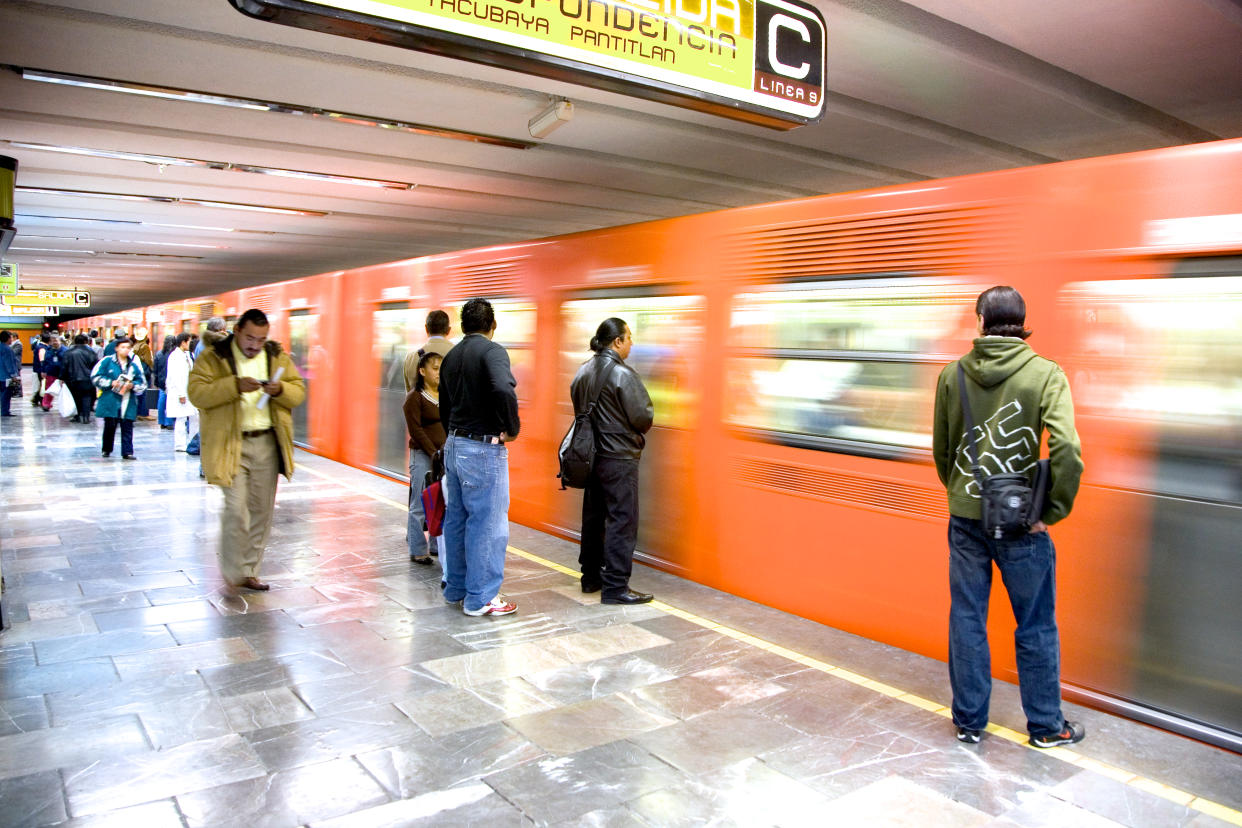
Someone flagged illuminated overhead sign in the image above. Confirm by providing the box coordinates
[230,0,825,129]
[2,304,57,316]
[4,288,90,307]
[0,262,16,296]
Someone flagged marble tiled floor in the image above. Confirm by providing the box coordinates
[2,379,1240,827]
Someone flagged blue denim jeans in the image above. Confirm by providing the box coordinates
[948,515,1064,738]
[441,434,509,612]
[407,448,433,557]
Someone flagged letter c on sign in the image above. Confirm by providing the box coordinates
[768,14,810,80]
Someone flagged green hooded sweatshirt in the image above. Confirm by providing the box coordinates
[933,337,1083,525]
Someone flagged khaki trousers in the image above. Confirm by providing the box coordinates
[219,432,279,585]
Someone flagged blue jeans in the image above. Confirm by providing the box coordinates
[407,448,433,557]
[948,515,1064,738]
[157,390,174,426]
[441,434,509,612]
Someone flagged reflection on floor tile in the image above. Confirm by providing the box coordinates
[2,406,1240,827]
[819,774,993,827]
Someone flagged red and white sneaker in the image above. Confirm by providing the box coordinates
[463,595,517,616]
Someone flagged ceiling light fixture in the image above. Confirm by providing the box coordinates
[528,99,574,138]
[17,66,535,150]
[16,214,141,226]
[9,246,96,254]
[5,141,413,190]
[15,187,328,217]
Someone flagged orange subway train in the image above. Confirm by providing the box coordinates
[86,137,1242,750]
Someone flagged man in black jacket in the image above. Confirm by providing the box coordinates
[439,298,521,617]
[571,318,655,604]
[61,334,99,423]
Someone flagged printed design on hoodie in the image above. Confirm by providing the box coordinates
[954,399,1039,497]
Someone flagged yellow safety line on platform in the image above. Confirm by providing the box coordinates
[295,461,1242,826]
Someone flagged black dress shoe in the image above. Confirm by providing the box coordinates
[410,555,433,565]
[580,580,602,594]
[601,590,653,605]
[236,577,270,591]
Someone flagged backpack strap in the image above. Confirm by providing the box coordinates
[584,357,614,417]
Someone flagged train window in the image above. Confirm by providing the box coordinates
[446,300,537,401]
[373,303,426,477]
[727,279,977,458]
[1061,272,1242,503]
[287,309,317,448]
[560,294,704,429]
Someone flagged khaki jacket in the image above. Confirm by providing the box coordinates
[188,334,306,487]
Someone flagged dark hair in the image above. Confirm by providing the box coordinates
[0,331,10,344]
[414,350,442,392]
[74,334,88,345]
[89,329,99,338]
[976,286,1031,339]
[40,332,51,343]
[115,336,134,348]
[175,332,192,348]
[590,318,628,352]
[459,298,494,335]
[236,308,269,330]
[161,334,176,352]
[426,310,450,336]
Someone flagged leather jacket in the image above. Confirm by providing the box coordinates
[571,349,654,460]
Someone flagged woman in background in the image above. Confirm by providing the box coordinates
[91,337,147,460]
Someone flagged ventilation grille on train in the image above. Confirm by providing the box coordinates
[450,257,524,298]
[245,290,276,315]
[196,302,216,321]
[731,457,947,521]
[728,206,1009,279]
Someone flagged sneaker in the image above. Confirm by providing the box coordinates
[956,726,981,744]
[1030,721,1086,748]
[463,595,517,616]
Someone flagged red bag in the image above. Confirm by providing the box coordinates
[420,480,445,537]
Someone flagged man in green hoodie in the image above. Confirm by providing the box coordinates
[933,286,1085,749]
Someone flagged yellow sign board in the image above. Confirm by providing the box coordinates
[5,288,90,307]
[231,0,824,128]
[4,305,57,316]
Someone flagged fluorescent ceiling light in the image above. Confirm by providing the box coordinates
[23,234,106,241]
[6,141,413,190]
[16,187,327,217]
[110,240,225,249]
[20,68,274,111]
[18,67,534,149]
[146,223,236,232]
[10,247,96,254]
[16,214,141,225]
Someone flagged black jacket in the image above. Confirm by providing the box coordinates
[154,348,172,389]
[439,333,520,439]
[61,344,99,384]
[571,349,654,460]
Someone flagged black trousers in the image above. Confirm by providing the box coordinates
[68,381,95,421]
[101,417,134,457]
[579,456,640,598]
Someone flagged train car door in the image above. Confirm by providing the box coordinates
[555,291,706,573]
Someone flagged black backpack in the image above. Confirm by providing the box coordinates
[557,362,613,490]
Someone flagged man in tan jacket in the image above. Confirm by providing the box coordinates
[189,309,306,591]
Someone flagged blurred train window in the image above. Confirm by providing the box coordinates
[288,309,316,448]
[1062,267,1242,503]
[446,300,537,401]
[373,302,425,477]
[560,294,704,429]
[727,279,977,458]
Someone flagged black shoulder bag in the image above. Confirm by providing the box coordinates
[557,361,613,490]
[957,363,1050,540]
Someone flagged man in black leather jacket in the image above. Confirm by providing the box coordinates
[570,317,655,604]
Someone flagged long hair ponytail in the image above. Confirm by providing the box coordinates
[589,317,627,352]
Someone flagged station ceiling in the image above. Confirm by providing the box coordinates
[3,0,1241,316]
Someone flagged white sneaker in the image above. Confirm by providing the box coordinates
[463,595,517,616]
